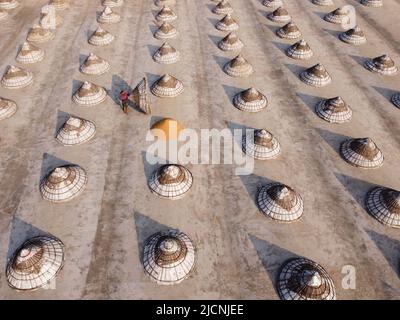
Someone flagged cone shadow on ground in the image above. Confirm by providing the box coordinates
[141,150,168,181]
[249,234,300,296]
[333,172,377,210]
[315,128,352,158]
[145,72,161,88]
[133,211,172,263]
[207,17,219,28]
[296,92,324,114]
[322,28,341,40]
[71,79,83,98]
[239,174,277,209]
[40,153,73,181]
[365,228,400,278]
[349,54,367,68]
[313,11,326,20]
[208,34,221,47]
[7,217,50,260]
[271,41,288,55]
[147,44,160,57]
[284,63,303,80]
[212,54,230,72]
[222,84,243,103]
[54,110,71,136]
[148,24,158,36]
[372,86,398,104]
[79,53,87,66]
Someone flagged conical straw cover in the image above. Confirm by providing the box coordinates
[257,182,303,221]
[132,77,151,114]
[80,52,110,75]
[216,14,239,31]
[1,65,34,89]
[0,97,17,120]
[143,229,195,284]
[89,26,115,46]
[340,137,384,168]
[151,74,184,98]
[40,165,88,202]
[72,81,107,106]
[6,236,65,291]
[153,42,180,64]
[56,116,96,146]
[224,54,254,77]
[278,258,336,300]
[276,22,301,39]
[366,187,400,228]
[148,164,193,199]
[16,41,45,64]
[233,88,268,112]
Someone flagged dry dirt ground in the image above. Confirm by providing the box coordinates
[0,0,399,299]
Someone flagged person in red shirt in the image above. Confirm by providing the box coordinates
[119,90,130,114]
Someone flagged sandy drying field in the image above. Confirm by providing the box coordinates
[0,0,399,299]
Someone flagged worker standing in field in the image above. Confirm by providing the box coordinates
[119,90,130,114]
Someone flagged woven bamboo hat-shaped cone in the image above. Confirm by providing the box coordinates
[286,39,313,60]
[224,54,254,78]
[366,187,400,228]
[300,64,332,87]
[6,236,65,291]
[155,0,176,7]
[340,137,384,168]
[143,229,196,285]
[56,116,96,146]
[278,258,336,300]
[257,183,303,221]
[0,0,19,9]
[153,42,180,64]
[156,6,177,23]
[276,21,301,39]
[324,7,348,24]
[212,0,234,15]
[218,32,244,51]
[315,96,352,123]
[150,118,183,140]
[361,0,383,7]
[0,8,8,20]
[148,164,193,200]
[49,0,69,10]
[151,74,184,98]
[312,0,334,6]
[102,0,124,7]
[88,26,115,46]
[40,165,88,202]
[216,14,239,31]
[154,22,178,39]
[243,129,280,160]
[267,7,291,23]
[0,97,17,120]
[16,42,45,64]
[263,0,283,8]
[132,77,152,114]
[233,87,268,112]
[72,81,107,106]
[98,6,121,24]
[27,24,55,43]
[80,53,110,75]
[391,92,400,108]
[1,65,33,89]
[339,26,367,45]
[364,54,398,76]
